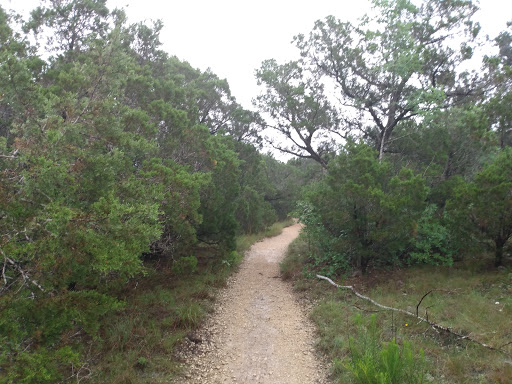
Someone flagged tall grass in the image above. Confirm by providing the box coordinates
[345,314,425,384]
[282,234,512,384]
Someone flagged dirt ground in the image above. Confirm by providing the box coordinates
[175,223,330,384]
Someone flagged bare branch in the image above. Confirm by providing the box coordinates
[1,250,45,293]
[416,290,433,317]
[0,149,19,159]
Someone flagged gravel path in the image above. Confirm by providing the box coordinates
[175,223,330,384]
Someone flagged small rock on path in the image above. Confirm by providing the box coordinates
[175,223,330,384]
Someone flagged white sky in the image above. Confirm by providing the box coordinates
[6,0,511,111]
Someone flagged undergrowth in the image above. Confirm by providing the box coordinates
[282,234,512,384]
[79,220,294,383]
[343,314,425,384]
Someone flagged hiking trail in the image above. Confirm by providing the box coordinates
[176,223,330,383]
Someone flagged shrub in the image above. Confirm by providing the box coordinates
[299,142,428,274]
[409,204,455,266]
[172,256,198,275]
[447,148,512,267]
[347,314,425,384]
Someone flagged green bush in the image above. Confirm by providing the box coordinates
[347,315,425,384]
[299,142,428,274]
[447,148,512,267]
[172,256,198,275]
[410,204,455,266]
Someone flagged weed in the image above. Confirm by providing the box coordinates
[347,315,425,384]
[136,357,148,369]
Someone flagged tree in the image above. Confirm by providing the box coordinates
[485,22,512,149]
[254,59,342,168]
[0,7,46,142]
[263,155,324,220]
[24,0,111,59]
[384,105,491,194]
[1,3,275,380]
[295,0,480,160]
[447,148,512,267]
[301,142,428,274]
[234,142,276,234]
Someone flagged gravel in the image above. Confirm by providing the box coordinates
[174,224,331,384]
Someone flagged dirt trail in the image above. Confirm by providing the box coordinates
[176,223,330,384]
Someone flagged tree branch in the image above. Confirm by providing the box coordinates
[0,149,19,159]
[1,250,45,293]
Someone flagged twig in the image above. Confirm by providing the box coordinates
[1,250,45,293]
[352,304,381,313]
[498,340,512,349]
[2,256,7,286]
[422,154,436,177]
[316,274,511,356]
[416,290,433,317]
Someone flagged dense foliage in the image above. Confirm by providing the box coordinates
[301,142,428,274]
[1,0,511,381]
[255,0,512,276]
[0,1,306,381]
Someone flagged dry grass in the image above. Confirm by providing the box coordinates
[282,235,512,383]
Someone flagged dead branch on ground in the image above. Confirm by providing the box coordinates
[316,274,511,357]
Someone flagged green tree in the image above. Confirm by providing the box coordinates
[485,22,512,149]
[384,105,492,197]
[263,155,324,220]
[197,136,240,251]
[295,0,480,160]
[234,142,276,233]
[254,59,341,168]
[301,142,428,273]
[24,0,111,58]
[447,148,512,267]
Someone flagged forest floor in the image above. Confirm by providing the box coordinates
[175,223,331,384]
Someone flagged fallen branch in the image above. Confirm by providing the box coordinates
[0,149,19,159]
[316,274,510,357]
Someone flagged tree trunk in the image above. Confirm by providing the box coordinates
[495,237,506,267]
[378,130,386,162]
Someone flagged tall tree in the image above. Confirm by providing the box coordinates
[254,59,342,168]
[24,0,111,59]
[295,0,480,160]
[485,22,512,148]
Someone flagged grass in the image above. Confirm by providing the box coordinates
[79,219,294,383]
[282,235,512,384]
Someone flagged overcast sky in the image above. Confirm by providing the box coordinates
[5,0,512,110]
